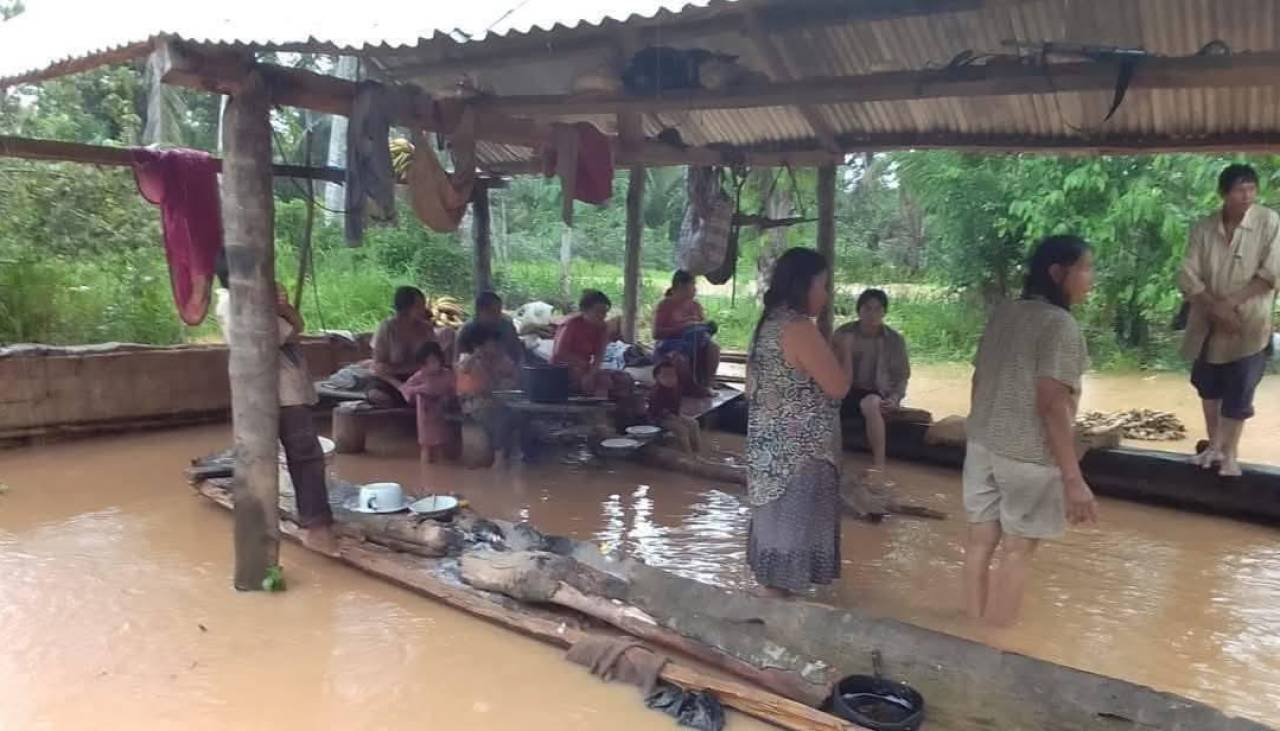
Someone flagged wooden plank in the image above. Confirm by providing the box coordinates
[220,69,282,591]
[473,51,1280,117]
[0,135,346,182]
[621,165,645,343]
[816,164,837,337]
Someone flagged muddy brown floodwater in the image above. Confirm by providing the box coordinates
[2,365,1278,728]
[0,427,770,731]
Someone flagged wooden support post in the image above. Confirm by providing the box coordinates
[221,70,281,591]
[816,164,837,338]
[622,166,645,343]
[472,182,493,297]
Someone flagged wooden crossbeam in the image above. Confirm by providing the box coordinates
[471,51,1280,118]
[153,39,842,168]
[0,134,346,182]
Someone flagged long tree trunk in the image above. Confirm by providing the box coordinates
[756,181,792,295]
[221,70,281,591]
[323,55,359,222]
[816,164,836,337]
[559,224,574,305]
[622,166,645,343]
[472,182,493,297]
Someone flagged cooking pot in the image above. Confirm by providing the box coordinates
[523,365,570,403]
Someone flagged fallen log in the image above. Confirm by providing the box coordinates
[643,445,946,521]
[459,550,828,706]
[193,481,859,731]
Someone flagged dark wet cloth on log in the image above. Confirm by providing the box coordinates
[130,148,223,325]
[747,458,841,592]
[280,404,332,527]
[565,635,667,694]
[345,82,396,246]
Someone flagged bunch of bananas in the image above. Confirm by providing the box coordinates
[428,295,468,329]
[390,137,415,178]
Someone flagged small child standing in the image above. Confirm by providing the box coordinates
[457,324,534,465]
[399,341,457,463]
[648,360,702,453]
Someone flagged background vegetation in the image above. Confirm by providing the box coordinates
[4,13,1279,370]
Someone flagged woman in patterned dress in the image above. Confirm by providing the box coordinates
[745,248,853,597]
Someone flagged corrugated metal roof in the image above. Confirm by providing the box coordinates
[7,0,1280,162]
[0,0,722,88]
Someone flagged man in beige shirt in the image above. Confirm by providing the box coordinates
[1178,164,1280,478]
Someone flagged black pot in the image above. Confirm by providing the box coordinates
[523,365,570,404]
[829,674,925,731]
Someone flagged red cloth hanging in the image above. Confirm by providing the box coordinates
[131,148,224,326]
[542,122,614,225]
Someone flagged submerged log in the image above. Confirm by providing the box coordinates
[642,446,946,521]
[193,481,857,731]
[460,549,829,706]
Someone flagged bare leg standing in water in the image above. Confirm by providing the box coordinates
[963,522,1001,620]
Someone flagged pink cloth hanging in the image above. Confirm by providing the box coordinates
[542,122,614,226]
[131,148,223,326]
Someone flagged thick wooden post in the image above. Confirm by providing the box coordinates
[622,166,645,343]
[472,182,493,296]
[816,163,837,337]
[221,70,281,591]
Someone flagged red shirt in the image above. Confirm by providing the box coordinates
[653,296,704,339]
[552,315,607,369]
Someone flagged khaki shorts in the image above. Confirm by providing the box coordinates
[963,440,1065,539]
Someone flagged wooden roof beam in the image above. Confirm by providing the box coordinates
[471,51,1280,117]
[152,40,842,168]
[0,134,346,182]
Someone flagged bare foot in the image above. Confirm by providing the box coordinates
[751,585,791,599]
[298,525,340,557]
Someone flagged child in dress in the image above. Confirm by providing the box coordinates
[399,341,457,463]
[648,360,702,454]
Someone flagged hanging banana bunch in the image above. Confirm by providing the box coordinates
[428,295,468,329]
[390,137,415,179]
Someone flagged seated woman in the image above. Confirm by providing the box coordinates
[399,342,457,464]
[653,271,720,391]
[457,323,534,465]
[552,289,635,400]
[370,286,445,406]
[831,288,911,485]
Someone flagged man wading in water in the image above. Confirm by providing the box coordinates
[1179,164,1280,478]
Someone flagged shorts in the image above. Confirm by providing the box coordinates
[1191,349,1268,420]
[962,440,1065,540]
[840,388,883,420]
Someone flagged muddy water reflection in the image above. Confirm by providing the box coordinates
[343,401,1280,725]
[0,427,768,731]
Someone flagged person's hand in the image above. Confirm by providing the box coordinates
[1063,474,1099,525]
[880,397,899,411]
[1210,299,1242,333]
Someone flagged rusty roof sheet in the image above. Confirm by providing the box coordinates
[0,0,723,88]
[6,0,1280,160]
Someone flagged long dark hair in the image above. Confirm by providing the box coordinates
[750,247,828,348]
[1022,235,1090,310]
[666,270,695,297]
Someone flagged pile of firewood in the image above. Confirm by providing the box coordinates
[1076,409,1187,441]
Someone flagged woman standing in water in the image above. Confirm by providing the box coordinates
[745,248,852,597]
[963,235,1099,626]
